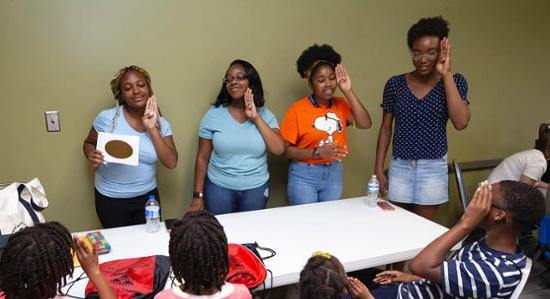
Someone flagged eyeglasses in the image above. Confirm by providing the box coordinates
[491,203,506,211]
[223,74,247,84]
[410,50,438,60]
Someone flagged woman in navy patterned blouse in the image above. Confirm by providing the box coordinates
[374,16,470,220]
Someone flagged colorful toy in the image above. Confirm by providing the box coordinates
[86,231,111,255]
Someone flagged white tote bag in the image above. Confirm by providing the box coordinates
[0,178,48,235]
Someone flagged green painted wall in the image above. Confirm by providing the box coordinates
[1,0,549,231]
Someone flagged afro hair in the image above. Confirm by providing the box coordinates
[407,16,449,48]
[296,44,341,79]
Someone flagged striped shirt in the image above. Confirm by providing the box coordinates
[398,239,526,299]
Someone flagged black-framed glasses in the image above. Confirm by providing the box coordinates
[491,203,506,211]
[223,74,247,84]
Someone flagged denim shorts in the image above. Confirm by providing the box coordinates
[287,160,343,205]
[387,155,448,205]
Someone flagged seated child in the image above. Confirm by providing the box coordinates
[299,251,373,299]
[363,180,545,299]
[0,221,115,299]
[488,123,550,191]
[155,210,251,299]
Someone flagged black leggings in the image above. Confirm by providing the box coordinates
[94,188,160,228]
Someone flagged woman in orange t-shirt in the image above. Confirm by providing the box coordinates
[280,44,372,205]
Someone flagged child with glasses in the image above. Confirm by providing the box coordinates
[374,16,470,220]
[361,180,545,299]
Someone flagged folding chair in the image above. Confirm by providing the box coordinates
[510,257,532,299]
[452,160,468,210]
[532,187,550,262]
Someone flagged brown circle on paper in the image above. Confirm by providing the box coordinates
[105,140,133,159]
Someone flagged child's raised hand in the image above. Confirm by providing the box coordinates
[74,237,100,275]
[347,277,374,299]
[373,270,421,284]
[460,180,493,230]
[74,237,116,299]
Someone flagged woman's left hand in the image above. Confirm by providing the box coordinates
[436,37,452,76]
[336,64,352,92]
[244,88,259,122]
[142,95,159,130]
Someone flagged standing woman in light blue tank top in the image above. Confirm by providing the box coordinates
[189,59,284,215]
[83,66,178,228]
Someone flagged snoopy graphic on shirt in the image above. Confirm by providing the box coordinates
[312,112,343,146]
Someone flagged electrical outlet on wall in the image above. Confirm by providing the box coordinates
[44,111,60,132]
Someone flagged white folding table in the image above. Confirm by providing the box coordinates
[63,197,451,296]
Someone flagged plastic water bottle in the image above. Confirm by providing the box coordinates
[145,195,160,233]
[366,175,379,207]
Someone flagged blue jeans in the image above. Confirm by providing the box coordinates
[287,161,343,205]
[204,177,269,215]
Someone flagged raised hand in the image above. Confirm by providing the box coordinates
[373,270,421,284]
[244,88,259,121]
[318,142,348,161]
[142,95,159,130]
[460,180,493,230]
[74,237,99,274]
[335,64,352,92]
[436,37,452,76]
[87,149,105,168]
[74,237,116,299]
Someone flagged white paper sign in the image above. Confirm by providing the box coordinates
[97,132,139,166]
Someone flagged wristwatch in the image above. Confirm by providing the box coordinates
[192,191,204,198]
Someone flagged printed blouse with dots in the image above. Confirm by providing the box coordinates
[381,73,469,160]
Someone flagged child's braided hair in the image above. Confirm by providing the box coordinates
[0,222,74,299]
[169,210,229,294]
[299,252,349,299]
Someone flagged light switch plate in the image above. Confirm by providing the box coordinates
[44,111,60,132]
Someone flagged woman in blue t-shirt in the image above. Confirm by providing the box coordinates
[189,59,284,215]
[374,17,470,220]
[83,65,178,228]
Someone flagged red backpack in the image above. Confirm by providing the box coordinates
[84,255,170,299]
[226,243,275,290]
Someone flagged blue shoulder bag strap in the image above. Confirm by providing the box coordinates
[17,184,40,223]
